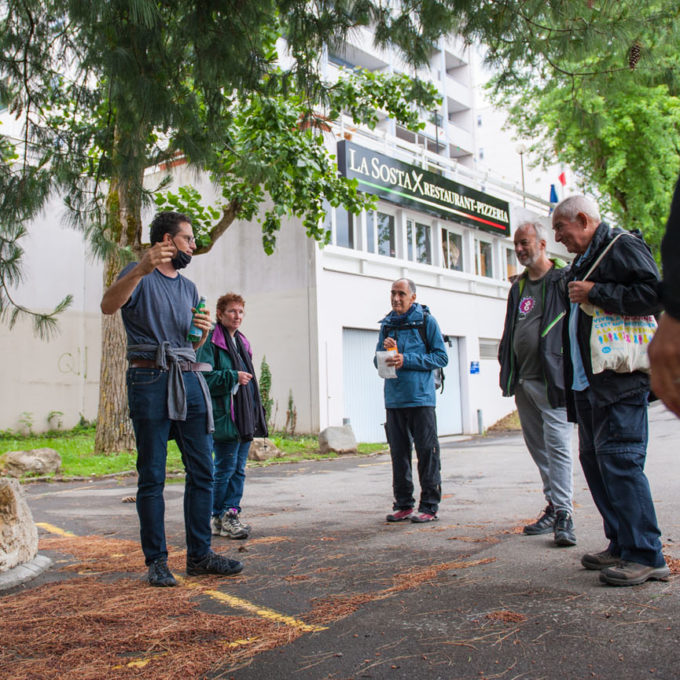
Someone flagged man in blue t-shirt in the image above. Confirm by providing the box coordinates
[101,211,243,586]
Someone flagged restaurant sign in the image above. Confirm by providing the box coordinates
[337,140,510,235]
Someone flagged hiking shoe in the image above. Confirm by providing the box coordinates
[229,508,251,532]
[386,508,414,522]
[581,549,620,571]
[210,515,222,536]
[147,559,177,587]
[186,550,244,577]
[523,504,555,535]
[411,512,439,523]
[554,510,576,547]
[221,509,249,539]
[599,560,670,587]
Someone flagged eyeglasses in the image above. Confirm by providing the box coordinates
[179,235,196,245]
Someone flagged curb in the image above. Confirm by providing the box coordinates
[0,554,53,592]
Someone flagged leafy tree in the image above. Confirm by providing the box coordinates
[0,0,442,452]
[481,1,680,251]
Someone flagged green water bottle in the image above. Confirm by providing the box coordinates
[187,296,207,342]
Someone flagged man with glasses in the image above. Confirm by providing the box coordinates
[101,211,243,586]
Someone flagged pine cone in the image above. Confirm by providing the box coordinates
[629,41,642,70]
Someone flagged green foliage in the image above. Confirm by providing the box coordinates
[483,0,680,253]
[154,187,221,250]
[0,1,444,297]
[47,411,64,430]
[18,412,34,436]
[151,71,438,255]
[259,356,274,427]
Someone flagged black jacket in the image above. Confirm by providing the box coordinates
[661,175,680,320]
[498,259,568,409]
[563,222,662,421]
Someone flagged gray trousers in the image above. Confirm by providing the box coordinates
[515,378,574,514]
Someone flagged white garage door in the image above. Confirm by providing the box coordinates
[342,328,386,443]
[342,328,463,442]
[435,336,463,435]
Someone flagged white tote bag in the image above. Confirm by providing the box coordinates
[579,233,657,375]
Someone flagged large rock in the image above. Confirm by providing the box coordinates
[319,425,358,454]
[0,448,61,477]
[248,438,282,462]
[0,477,39,572]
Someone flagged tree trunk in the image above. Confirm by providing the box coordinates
[93,158,144,454]
[94,277,135,453]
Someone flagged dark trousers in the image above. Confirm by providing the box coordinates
[385,406,441,515]
[574,389,664,567]
[127,368,214,565]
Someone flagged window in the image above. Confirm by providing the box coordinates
[475,238,493,278]
[407,219,432,264]
[366,212,376,253]
[441,229,463,271]
[506,247,519,280]
[477,114,483,127]
[335,209,354,249]
[377,212,396,258]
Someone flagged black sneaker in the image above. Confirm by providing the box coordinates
[523,504,555,535]
[554,510,576,546]
[147,559,178,587]
[186,550,244,577]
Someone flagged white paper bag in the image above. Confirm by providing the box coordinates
[376,351,397,379]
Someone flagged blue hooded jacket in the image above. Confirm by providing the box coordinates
[375,302,449,408]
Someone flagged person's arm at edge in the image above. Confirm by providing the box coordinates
[649,176,680,417]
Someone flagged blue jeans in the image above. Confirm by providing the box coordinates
[385,406,441,515]
[574,389,664,567]
[127,368,213,565]
[212,439,251,516]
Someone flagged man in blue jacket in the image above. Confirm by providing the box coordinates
[499,221,575,546]
[375,278,448,523]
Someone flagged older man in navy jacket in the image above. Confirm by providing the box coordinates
[553,196,668,587]
[375,278,448,524]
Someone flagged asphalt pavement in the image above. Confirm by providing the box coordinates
[7,401,680,680]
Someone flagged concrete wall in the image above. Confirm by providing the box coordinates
[0,196,102,431]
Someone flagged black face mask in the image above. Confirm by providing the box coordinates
[170,239,192,270]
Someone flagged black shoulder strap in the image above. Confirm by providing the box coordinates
[417,311,430,352]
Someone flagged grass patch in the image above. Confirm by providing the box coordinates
[487,410,522,432]
[0,426,386,479]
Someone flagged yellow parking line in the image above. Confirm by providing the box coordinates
[184,581,326,632]
[37,523,325,634]
[36,522,75,537]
